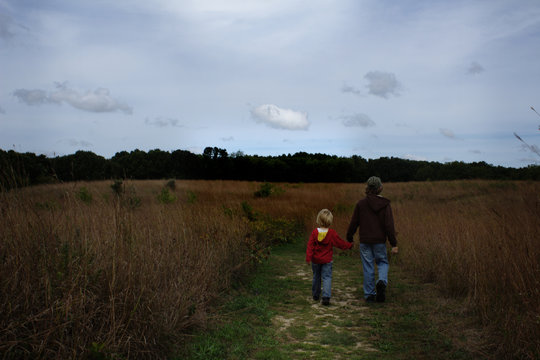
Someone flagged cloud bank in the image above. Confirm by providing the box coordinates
[343,72,402,99]
[364,71,401,98]
[341,83,362,96]
[340,113,375,128]
[251,104,309,130]
[13,83,132,114]
[145,117,182,127]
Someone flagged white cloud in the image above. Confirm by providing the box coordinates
[49,83,132,114]
[13,83,132,114]
[0,106,6,114]
[439,128,455,139]
[251,104,309,130]
[467,61,485,75]
[364,71,401,99]
[340,113,375,128]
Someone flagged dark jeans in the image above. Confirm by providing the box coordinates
[312,262,333,299]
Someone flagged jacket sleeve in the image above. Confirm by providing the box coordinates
[346,203,360,242]
[306,230,316,262]
[384,204,397,247]
[332,230,354,250]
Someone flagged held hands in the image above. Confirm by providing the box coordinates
[391,246,399,254]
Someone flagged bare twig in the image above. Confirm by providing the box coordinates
[514,106,540,158]
[531,106,540,118]
[531,106,540,130]
[514,132,540,157]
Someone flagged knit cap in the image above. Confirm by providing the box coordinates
[367,176,382,190]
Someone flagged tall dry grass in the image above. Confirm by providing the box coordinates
[390,180,539,359]
[1,179,538,359]
[0,180,256,358]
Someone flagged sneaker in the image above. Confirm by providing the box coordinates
[365,294,376,303]
[376,280,386,303]
[322,297,330,306]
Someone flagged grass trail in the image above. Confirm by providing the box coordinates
[182,240,486,360]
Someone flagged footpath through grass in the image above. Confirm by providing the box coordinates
[179,240,485,360]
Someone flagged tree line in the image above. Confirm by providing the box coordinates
[1,146,539,188]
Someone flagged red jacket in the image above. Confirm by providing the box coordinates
[306,228,353,264]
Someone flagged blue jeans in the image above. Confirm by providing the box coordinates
[312,262,333,299]
[359,243,389,299]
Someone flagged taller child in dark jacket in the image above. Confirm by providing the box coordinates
[347,176,398,303]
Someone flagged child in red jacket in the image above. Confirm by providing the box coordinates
[306,209,353,305]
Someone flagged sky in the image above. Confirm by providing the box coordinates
[1,0,540,168]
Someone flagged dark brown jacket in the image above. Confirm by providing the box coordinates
[346,194,397,247]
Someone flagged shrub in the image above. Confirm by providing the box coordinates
[241,201,256,221]
[222,205,233,218]
[110,179,124,196]
[186,190,197,204]
[254,182,284,198]
[126,196,142,209]
[124,184,142,209]
[157,187,176,204]
[77,186,92,204]
[165,179,176,191]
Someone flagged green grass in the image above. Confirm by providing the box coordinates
[179,240,482,359]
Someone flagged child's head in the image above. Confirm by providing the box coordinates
[365,176,383,195]
[316,209,333,228]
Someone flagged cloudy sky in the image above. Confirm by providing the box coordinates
[1,0,540,168]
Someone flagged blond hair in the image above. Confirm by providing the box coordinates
[316,209,333,228]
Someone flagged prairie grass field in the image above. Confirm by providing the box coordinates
[0,179,538,359]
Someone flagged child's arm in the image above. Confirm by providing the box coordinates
[331,230,354,250]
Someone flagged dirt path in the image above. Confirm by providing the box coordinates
[275,259,377,355]
[258,242,483,360]
[183,241,485,359]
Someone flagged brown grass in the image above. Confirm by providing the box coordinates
[391,180,540,359]
[0,180,253,358]
[0,179,538,359]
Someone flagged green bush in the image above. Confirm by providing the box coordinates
[77,186,92,204]
[126,196,142,209]
[241,201,256,221]
[186,190,197,204]
[222,205,233,218]
[251,216,303,245]
[254,182,286,198]
[157,187,176,204]
[165,179,176,191]
[110,179,124,196]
